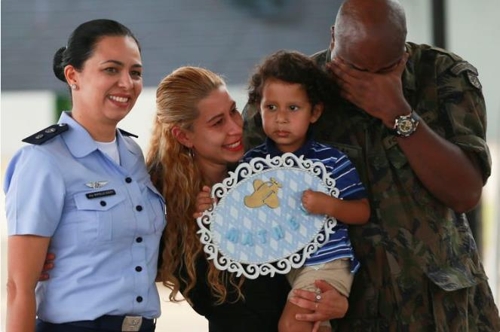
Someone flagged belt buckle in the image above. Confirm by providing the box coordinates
[122,316,143,332]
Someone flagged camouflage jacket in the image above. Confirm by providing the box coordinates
[243,42,491,297]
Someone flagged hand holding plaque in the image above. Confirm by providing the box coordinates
[196,153,339,279]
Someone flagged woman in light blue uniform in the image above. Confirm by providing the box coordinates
[4,19,166,332]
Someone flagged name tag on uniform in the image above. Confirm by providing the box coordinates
[86,190,116,199]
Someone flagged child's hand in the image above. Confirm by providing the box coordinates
[193,185,216,218]
[301,189,329,215]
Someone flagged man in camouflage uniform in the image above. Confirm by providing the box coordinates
[243,0,500,330]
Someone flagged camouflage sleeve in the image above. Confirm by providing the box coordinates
[435,57,492,183]
[242,103,266,151]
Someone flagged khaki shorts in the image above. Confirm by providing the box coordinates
[286,258,353,299]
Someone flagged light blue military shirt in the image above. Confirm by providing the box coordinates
[4,111,166,323]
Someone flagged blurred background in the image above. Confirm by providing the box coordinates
[1,0,499,331]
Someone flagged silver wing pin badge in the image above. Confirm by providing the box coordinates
[85,181,109,189]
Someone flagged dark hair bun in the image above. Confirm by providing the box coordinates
[52,46,67,82]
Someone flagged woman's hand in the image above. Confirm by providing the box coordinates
[193,185,215,218]
[288,279,348,326]
[39,252,55,281]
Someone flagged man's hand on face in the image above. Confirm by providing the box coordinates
[328,52,411,128]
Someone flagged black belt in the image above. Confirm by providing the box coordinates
[68,315,155,331]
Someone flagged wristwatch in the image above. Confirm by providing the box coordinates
[393,112,420,137]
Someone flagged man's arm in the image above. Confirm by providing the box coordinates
[395,118,483,213]
[329,55,487,213]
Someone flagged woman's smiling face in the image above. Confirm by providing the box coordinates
[68,35,143,128]
[186,86,244,167]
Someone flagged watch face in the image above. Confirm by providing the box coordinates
[395,113,419,137]
[399,119,413,134]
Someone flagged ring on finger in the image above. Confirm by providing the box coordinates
[315,294,322,302]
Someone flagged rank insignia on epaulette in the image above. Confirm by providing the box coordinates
[22,123,69,145]
[450,61,482,90]
[450,61,478,76]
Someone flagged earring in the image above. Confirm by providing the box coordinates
[70,84,77,90]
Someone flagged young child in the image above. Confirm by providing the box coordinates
[244,50,370,332]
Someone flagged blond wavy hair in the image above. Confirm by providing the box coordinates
[146,66,243,305]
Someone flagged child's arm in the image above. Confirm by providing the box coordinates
[301,189,370,225]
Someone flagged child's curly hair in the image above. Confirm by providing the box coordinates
[247,50,338,110]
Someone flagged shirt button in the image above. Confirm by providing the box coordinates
[136,205,143,212]
[136,237,143,243]
[125,177,132,183]
[136,296,143,303]
[100,201,106,207]
[135,266,143,272]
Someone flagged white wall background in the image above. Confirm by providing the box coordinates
[1,1,499,330]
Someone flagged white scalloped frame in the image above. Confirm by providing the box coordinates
[196,152,339,279]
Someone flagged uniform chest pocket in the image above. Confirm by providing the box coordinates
[74,190,128,242]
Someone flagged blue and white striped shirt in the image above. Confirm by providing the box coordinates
[242,137,366,273]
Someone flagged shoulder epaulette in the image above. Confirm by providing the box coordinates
[118,128,138,138]
[22,123,69,145]
[429,45,463,62]
[449,61,482,89]
[449,61,478,76]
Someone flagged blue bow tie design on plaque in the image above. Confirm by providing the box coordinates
[197,152,339,279]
